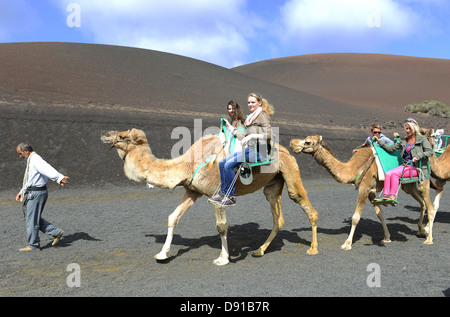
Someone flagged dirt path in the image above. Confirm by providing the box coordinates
[0,179,449,297]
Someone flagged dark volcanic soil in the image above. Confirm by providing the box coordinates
[1,180,449,297]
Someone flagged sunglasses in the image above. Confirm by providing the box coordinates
[372,131,381,134]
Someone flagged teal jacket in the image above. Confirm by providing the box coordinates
[378,134,433,180]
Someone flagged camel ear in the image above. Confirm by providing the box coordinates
[318,135,322,143]
[130,129,147,144]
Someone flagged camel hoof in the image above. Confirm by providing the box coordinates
[417,232,427,238]
[306,247,318,255]
[424,240,433,245]
[253,249,264,257]
[341,242,352,251]
[381,239,392,244]
[154,252,168,261]
[213,257,229,266]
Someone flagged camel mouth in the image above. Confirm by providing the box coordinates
[101,135,112,144]
[100,131,116,144]
[289,139,304,153]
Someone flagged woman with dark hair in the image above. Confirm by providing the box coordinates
[226,100,246,128]
[223,101,246,154]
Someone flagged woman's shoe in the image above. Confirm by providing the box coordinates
[372,196,388,203]
[220,196,236,207]
[208,193,224,204]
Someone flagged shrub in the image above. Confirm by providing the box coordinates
[405,100,449,118]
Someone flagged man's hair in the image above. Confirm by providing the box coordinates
[370,124,382,131]
[17,142,34,152]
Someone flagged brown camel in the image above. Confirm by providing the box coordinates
[289,135,436,250]
[422,129,450,212]
[101,128,319,265]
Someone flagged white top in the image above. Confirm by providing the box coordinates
[22,153,64,190]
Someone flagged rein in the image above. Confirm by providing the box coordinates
[312,144,323,158]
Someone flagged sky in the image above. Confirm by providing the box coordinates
[1,0,450,68]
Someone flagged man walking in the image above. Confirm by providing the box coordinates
[15,142,69,251]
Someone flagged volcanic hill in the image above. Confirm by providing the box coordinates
[1,43,448,190]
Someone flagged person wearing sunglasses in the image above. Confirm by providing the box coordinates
[352,123,393,153]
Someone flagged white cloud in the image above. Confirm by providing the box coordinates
[49,0,447,65]
[54,0,253,67]
[278,0,421,52]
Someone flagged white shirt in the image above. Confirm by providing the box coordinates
[22,153,64,190]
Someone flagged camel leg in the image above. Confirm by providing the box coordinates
[368,191,391,244]
[282,163,319,255]
[424,206,436,245]
[408,182,435,245]
[426,179,445,234]
[418,182,436,245]
[342,186,370,250]
[412,192,427,237]
[432,179,446,211]
[155,189,202,261]
[213,205,229,266]
[254,178,285,257]
[406,184,428,237]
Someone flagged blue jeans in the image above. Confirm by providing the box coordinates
[219,147,261,196]
[25,189,62,249]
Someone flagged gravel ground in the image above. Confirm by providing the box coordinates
[0,178,449,298]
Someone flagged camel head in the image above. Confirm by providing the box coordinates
[289,135,323,154]
[101,128,148,160]
[420,128,436,149]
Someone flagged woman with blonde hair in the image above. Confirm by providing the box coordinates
[373,118,433,204]
[209,93,274,207]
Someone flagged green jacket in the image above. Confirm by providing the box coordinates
[378,134,433,180]
[234,112,272,142]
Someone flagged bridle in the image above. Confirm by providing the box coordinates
[302,139,323,156]
[110,132,132,160]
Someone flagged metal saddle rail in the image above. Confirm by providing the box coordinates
[372,142,429,184]
[399,159,430,184]
[434,134,449,157]
[243,133,277,167]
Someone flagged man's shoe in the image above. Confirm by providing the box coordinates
[19,246,40,252]
[52,231,64,246]
[220,196,236,207]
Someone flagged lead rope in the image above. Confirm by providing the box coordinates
[212,164,242,206]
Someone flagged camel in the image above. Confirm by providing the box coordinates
[422,129,450,212]
[289,135,436,250]
[101,128,319,265]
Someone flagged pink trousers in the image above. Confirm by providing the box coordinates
[384,165,418,196]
